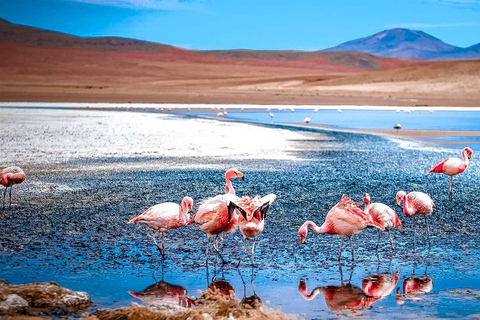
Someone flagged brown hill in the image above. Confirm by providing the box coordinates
[1,19,478,106]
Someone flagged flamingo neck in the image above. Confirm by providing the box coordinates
[363,198,371,215]
[462,149,470,166]
[225,175,235,195]
[301,221,327,236]
[403,195,415,216]
[180,201,190,222]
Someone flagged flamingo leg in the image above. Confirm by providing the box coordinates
[9,186,12,209]
[388,229,395,250]
[212,235,227,264]
[205,235,211,259]
[412,216,417,251]
[425,216,431,244]
[376,230,381,251]
[449,175,453,201]
[349,237,355,262]
[161,232,166,257]
[251,237,257,266]
[150,232,164,258]
[2,187,7,210]
[243,237,247,253]
[338,237,344,261]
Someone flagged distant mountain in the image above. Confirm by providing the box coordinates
[0,18,175,52]
[324,28,480,60]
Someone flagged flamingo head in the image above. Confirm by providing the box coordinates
[363,193,371,206]
[463,147,474,159]
[396,191,406,206]
[182,196,194,213]
[225,168,245,181]
[298,225,308,244]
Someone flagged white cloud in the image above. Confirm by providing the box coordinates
[66,0,196,10]
[387,22,479,28]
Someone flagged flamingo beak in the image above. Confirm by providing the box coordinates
[468,153,472,159]
[299,235,306,244]
[188,205,193,213]
[237,171,245,180]
[396,199,401,206]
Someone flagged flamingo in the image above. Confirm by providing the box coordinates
[187,168,245,263]
[427,146,473,201]
[298,195,384,261]
[1,166,26,210]
[232,193,276,265]
[363,193,402,250]
[396,191,434,241]
[127,196,193,257]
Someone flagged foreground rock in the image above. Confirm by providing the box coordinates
[0,279,91,317]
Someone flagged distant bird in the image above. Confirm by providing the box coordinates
[217,112,223,117]
[232,194,276,265]
[127,196,193,257]
[394,123,402,133]
[269,112,274,118]
[298,195,384,261]
[1,166,26,210]
[290,108,295,112]
[314,108,319,113]
[187,168,245,263]
[303,117,311,124]
[337,109,343,113]
[427,147,473,201]
[396,191,435,241]
[363,193,402,250]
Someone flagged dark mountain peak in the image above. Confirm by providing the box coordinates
[323,28,480,60]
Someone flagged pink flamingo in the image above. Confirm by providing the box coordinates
[128,280,193,308]
[363,193,402,250]
[232,193,276,265]
[127,196,193,257]
[298,195,384,261]
[396,191,434,240]
[1,166,26,210]
[187,168,245,263]
[427,146,473,201]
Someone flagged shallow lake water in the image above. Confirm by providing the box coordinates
[1,107,479,318]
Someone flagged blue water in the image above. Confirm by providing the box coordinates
[196,109,480,131]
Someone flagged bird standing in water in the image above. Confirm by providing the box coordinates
[396,191,434,245]
[427,146,473,201]
[233,193,276,265]
[298,195,384,261]
[187,168,244,263]
[363,193,402,250]
[128,196,193,258]
[1,166,26,210]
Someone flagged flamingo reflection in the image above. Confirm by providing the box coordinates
[238,267,262,310]
[128,277,193,307]
[299,265,399,312]
[396,262,433,304]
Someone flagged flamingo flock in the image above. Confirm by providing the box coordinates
[2,145,473,266]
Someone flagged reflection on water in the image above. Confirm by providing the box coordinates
[128,264,193,308]
[299,264,401,313]
[238,267,262,310]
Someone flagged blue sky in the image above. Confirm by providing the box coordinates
[1,0,479,50]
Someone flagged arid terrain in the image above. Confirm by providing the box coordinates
[1,19,479,106]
